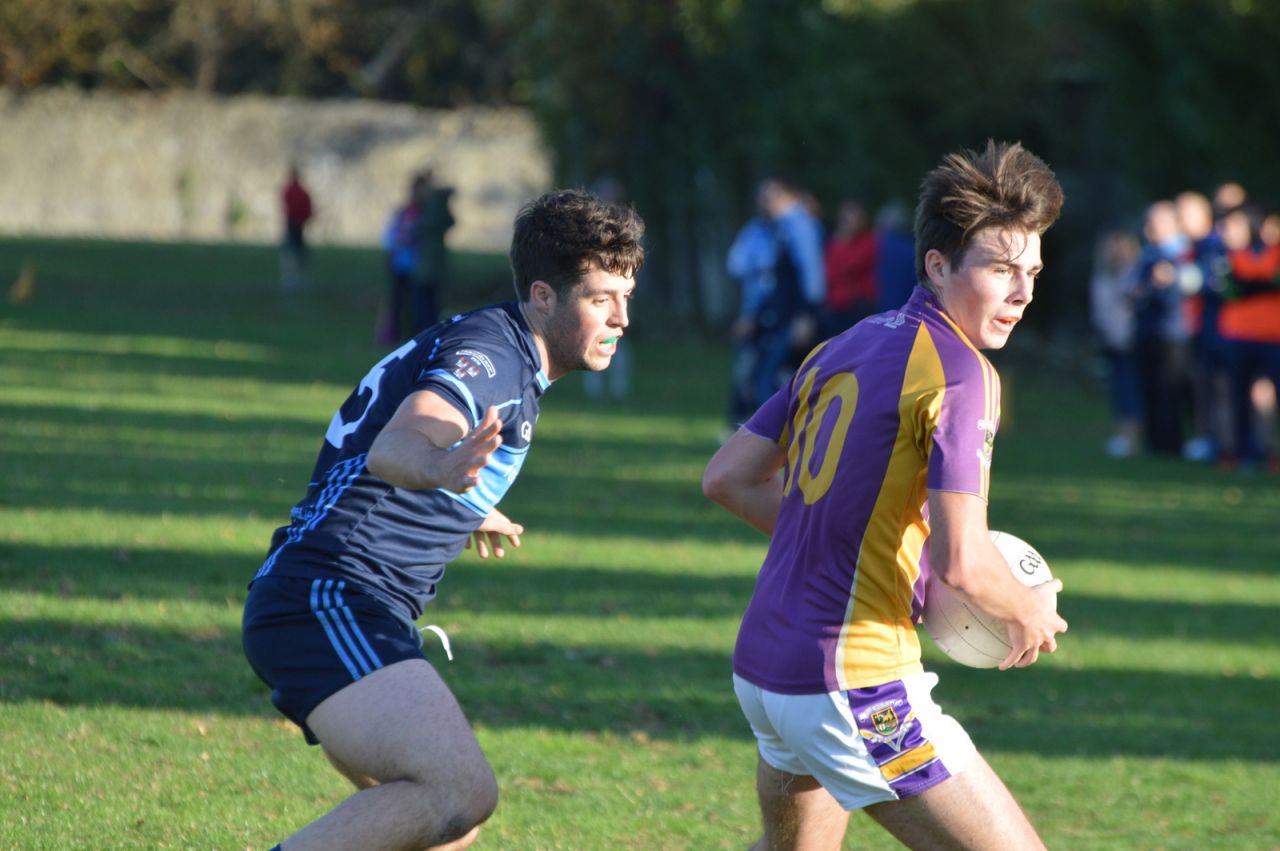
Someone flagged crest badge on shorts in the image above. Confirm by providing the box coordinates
[871,705,900,736]
[859,701,916,752]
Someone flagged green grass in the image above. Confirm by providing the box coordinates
[1,236,1278,850]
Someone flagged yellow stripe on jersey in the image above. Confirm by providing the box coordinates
[835,324,944,690]
[879,741,939,781]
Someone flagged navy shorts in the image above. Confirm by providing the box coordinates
[242,575,426,744]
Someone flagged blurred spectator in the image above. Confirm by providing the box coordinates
[1089,229,1142,458]
[1133,200,1195,455]
[1214,181,1247,218]
[754,177,825,406]
[821,198,878,338]
[1176,190,1231,462]
[378,171,455,346]
[724,185,779,429]
[721,177,824,434]
[1217,203,1280,472]
[279,164,314,292]
[873,200,917,311]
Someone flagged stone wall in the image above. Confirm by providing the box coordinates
[0,89,551,250]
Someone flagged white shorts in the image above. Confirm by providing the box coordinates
[733,672,977,811]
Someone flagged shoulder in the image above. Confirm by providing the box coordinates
[910,313,996,397]
[425,306,536,377]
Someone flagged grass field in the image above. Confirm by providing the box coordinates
[1,236,1278,850]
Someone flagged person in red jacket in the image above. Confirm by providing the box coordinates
[281,164,315,291]
[1218,204,1280,471]
[821,199,879,339]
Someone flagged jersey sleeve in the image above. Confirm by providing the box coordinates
[416,333,525,427]
[744,387,790,444]
[925,352,999,499]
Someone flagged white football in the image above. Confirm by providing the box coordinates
[922,530,1055,669]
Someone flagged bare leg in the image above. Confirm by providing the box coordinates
[864,753,1045,850]
[749,757,850,851]
[281,658,498,851]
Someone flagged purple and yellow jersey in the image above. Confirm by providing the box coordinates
[733,286,1001,694]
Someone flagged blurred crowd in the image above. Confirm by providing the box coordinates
[1090,182,1280,472]
[723,175,1280,472]
[723,177,917,431]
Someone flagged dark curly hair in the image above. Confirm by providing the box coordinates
[509,189,646,300]
[914,140,1064,284]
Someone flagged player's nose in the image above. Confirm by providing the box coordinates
[1011,273,1034,305]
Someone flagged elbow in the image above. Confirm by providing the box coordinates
[365,448,392,485]
[366,441,404,489]
[929,544,983,596]
[933,552,1003,599]
[702,468,727,505]
[702,463,736,507]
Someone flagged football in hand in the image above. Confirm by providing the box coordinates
[922,530,1055,669]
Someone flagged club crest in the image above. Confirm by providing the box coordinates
[452,349,496,380]
[872,705,900,735]
[859,701,916,752]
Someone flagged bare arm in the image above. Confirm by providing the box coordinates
[368,392,525,559]
[928,490,1067,670]
[367,391,501,493]
[702,427,786,536]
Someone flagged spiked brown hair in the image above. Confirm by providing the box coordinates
[914,140,1064,285]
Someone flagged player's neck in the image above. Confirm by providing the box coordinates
[517,300,553,379]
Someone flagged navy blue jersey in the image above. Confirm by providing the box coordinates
[253,302,550,622]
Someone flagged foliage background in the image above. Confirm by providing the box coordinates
[4,0,1280,331]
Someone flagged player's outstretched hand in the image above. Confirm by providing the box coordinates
[1000,579,1068,671]
[466,507,523,559]
[444,406,502,494]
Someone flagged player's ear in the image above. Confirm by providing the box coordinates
[529,280,556,315]
[924,249,949,289]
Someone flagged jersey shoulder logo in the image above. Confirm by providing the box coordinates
[452,349,496,380]
[975,417,996,468]
[868,311,906,329]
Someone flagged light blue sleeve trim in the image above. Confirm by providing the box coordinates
[423,369,480,425]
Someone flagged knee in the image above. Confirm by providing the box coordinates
[432,765,498,845]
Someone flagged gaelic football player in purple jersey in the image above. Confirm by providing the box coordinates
[243,189,643,851]
[704,141,1068,850]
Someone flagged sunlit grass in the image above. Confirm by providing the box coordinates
[1,236,1277,849]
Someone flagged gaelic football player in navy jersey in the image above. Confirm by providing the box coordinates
[704,142,1067,850]
[243,189,643,851]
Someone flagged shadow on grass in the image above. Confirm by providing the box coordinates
[0,544,258,604]
[1,614,1275,761]
[6,531,1279,643]
[1059,592,1280,645]
[0,542,757,619]
[929,661,1278,761]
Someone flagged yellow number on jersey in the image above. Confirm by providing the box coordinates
[783,367,859,504]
